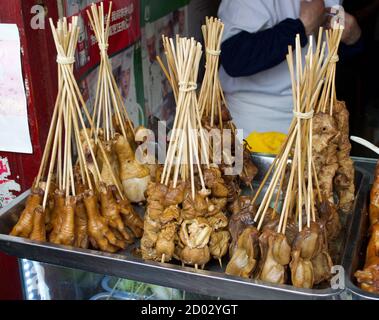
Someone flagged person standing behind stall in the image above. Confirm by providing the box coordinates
[218,0,362,138]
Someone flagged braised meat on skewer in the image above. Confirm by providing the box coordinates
[257,229,291,285]
[209,231,230,262]
[208,197,228,216]
[179,218,212,266]
[114,133,150,203]
[141,182,184,262]
[290,222,332,288]
[84,190,126,253]
[221,173,241,203]
[313,113,340,204]
[262,215,298,247]
[355,223,379,294]
[74,194,89,249]
[99,184,133,244]
[318,200,341,241]
[30,206,47,242]
[240,148,258,188]
[228,196,257,256]
[204,166,229,198]
[181,189,209,220]
[164,182,186,207]
[10,188,44,238]
[369,162,379,226]
[207,212,228,231]
[311,222,333,285]
[226,226,259,278]
[333,101,355,213]
[156,222,178,262]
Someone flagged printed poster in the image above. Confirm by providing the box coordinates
[0,24,33,154]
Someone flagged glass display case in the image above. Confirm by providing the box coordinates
[19,260,218,300]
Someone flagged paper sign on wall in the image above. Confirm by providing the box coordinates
[0,24,33,154]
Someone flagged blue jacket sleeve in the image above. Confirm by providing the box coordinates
[221,18,308,78]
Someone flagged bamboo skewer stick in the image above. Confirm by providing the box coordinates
[42,94,64,210]
[273,161,287,214]
[278,149,298,234]
[70,99,94,191]
[34,80,63,189]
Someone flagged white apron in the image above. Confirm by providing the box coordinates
[227,91,293,137]
[218,0,343,136]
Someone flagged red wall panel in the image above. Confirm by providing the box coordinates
[0,0,59,191]
[0,254,22,300]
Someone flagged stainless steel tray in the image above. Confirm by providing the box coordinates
[344,171,379,300]
[0,155,370,300]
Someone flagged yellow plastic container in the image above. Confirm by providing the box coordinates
[245,131,286,155]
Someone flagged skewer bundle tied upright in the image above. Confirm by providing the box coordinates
[165,34,231,267]
[141,36,231,268]
[198,17,257,193]
[226,32,335,288]
[10,16,143,252]
[141,36,205,265]
[156,17,257,207]
[198,17,226,130]
[87,2,150,204]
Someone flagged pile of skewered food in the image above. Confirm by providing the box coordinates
[225,27,348,289]
[354,161,379,294]
[144,17,259,269]
[10,6,143,253]
[157,18,257,207]
[141,36,231,269]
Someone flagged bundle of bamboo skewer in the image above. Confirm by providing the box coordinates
[153,18,259,270]
[249,25,349,233]
[141,36,231,269]
[10,15,144,253]
[88,1,134,144]
[87,2,151,204]
[198,17,257,192]
[226,29,341,289]
[159,37,209,194]
[158,17,257,198]
[198,17,225,129]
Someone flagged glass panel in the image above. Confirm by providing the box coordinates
[20,260,219,300]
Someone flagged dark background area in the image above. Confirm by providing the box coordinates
[336,0,379,157]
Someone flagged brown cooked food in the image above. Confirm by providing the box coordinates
[226,226,259,278]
